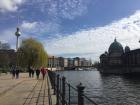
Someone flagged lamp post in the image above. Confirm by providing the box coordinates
[15,27,21,51]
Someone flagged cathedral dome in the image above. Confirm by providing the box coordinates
[108,39,124,54]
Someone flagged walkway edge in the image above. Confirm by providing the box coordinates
[47,73,56,105]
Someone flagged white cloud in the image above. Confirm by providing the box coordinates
[44,11,140,61]
[25,0,91,20]
[0,0,24,12]
[2,10,140,62]
[20,21,60,36]
[21,21,38,30]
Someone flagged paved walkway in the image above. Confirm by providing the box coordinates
[0,73,56,105]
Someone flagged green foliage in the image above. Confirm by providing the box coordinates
[0,68,9,73]
[17,38,48,68]
[0,53,9,67]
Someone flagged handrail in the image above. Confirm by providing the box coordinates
[65,82,77,91]
[83,94,98,105]
[48,70,98,105]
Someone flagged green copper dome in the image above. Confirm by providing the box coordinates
[108,39,124,54]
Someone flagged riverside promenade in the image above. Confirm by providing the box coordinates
[0,73,56,105]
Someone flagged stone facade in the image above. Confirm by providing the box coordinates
[122,49,140,73]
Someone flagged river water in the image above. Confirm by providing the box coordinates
[56,69,140,105]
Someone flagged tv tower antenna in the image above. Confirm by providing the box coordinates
[15,13,21,51]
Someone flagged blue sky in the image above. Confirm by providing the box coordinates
[1,0,140,61]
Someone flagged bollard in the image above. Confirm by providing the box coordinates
[56,74,60,105]
[62,77,66,105]
[77,83,85,105]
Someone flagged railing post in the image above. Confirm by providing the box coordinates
[62,77,66,105]
[56,74,60,105]
[68,84,71,105]
[51,72,54,89]
[77,83,85,105]
[53,73,56,95]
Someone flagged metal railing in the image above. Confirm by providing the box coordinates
[48,70,98,105]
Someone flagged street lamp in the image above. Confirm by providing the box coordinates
[15,27,21,51]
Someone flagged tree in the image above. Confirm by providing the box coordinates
[17,38,48,69]
[93,61,100,68]
[0,53,9,67]
[0,53,10,73]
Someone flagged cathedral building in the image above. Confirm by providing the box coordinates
[99,38,140,74]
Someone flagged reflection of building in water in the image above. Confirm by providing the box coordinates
[99,38,140,74]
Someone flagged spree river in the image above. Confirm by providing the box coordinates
[56,69,140,105]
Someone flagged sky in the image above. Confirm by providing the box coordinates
[1,0,140,61]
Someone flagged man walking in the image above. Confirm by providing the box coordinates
[15,67,20,79]
[11,66,16,79]
[28,67,32,78]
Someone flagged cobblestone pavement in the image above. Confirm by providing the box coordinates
[0,73,56,105]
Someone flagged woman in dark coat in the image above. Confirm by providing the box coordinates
[36,68,40,79]
[41,67,46,80]
[31,69,34,78]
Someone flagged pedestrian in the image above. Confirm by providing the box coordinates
[11,66,16,79]
[15,67,20,79]
[28,67,32,78]
[41,67,46,80]
[31,68,34,78]
[45,68,48,74]
[35,68,40,79]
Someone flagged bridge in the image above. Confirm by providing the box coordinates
[64,66,94,70]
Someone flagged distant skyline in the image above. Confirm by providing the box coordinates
[1,0,140,61]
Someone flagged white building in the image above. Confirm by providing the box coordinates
[0,41,10,50]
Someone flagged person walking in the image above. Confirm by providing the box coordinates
[41,67,46,80]
[31,68,34,78]
[28,67,32,78]
[11,66,16,79]
[35,68,40,79]
[15,67,20,79]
